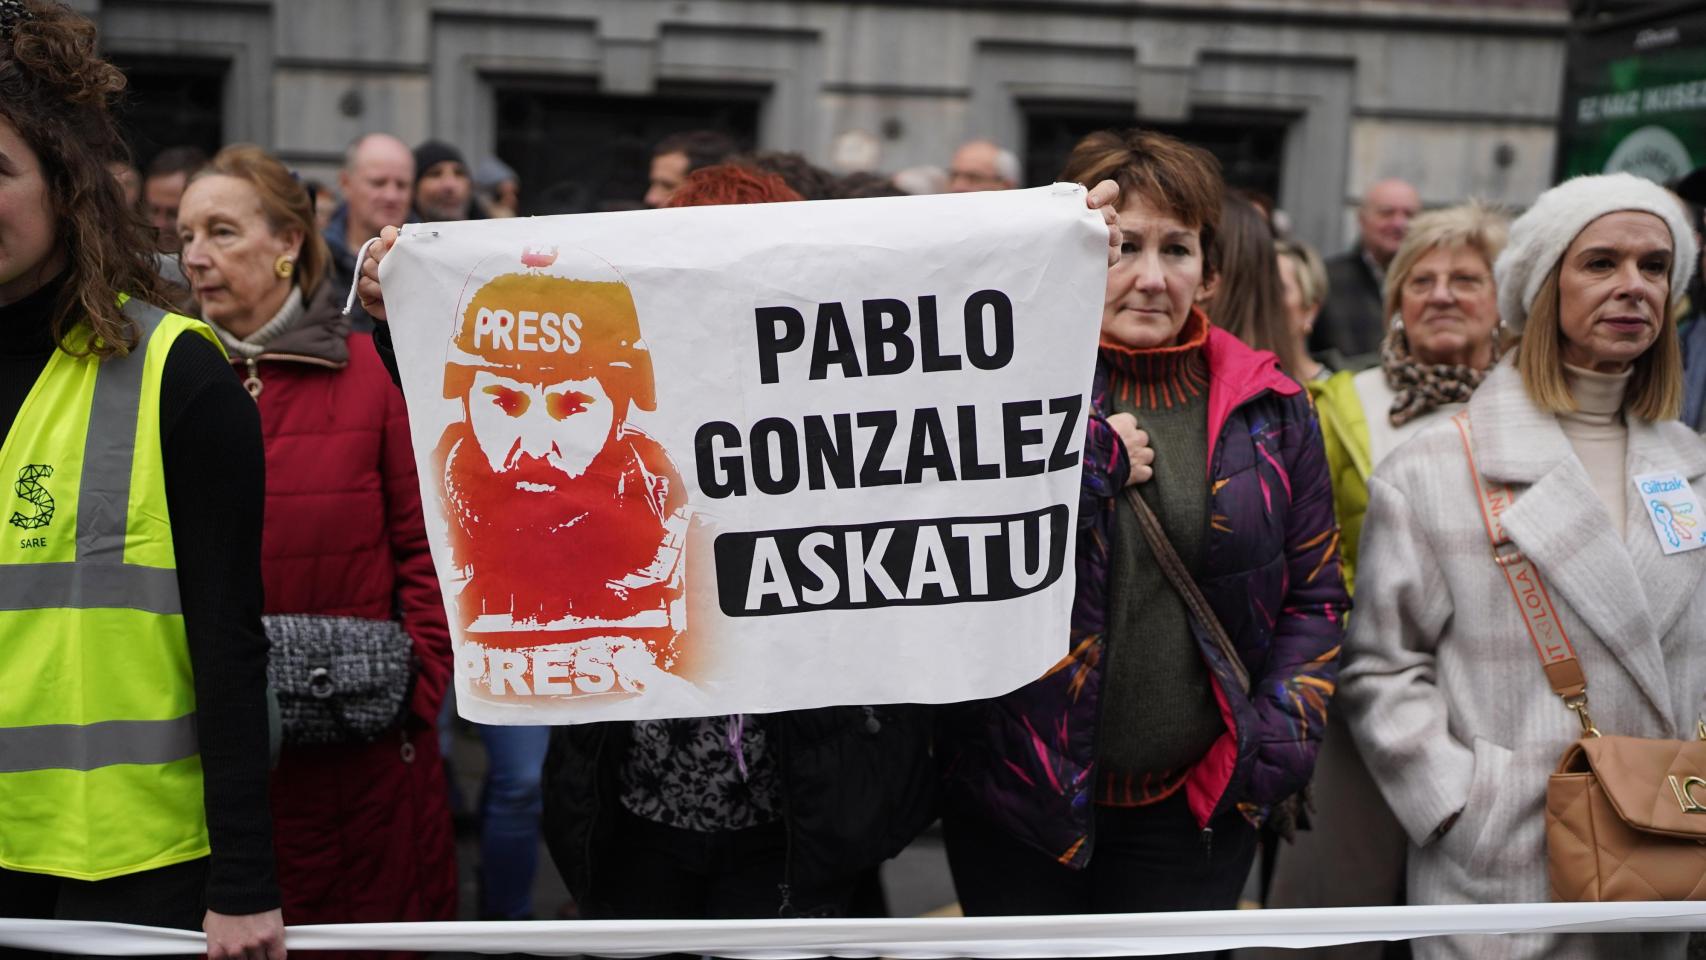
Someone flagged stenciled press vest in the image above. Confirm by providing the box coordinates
[0,298,220,880]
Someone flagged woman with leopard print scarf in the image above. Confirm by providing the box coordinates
[1260,201,1508,960]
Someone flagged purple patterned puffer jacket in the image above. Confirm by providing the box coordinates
[938,323,1349,868]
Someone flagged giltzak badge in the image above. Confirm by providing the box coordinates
[1633,471,1706,556]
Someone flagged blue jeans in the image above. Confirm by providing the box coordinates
[476,722,551,919]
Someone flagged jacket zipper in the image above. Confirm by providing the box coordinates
[773,717,795,917]
[1080,379,1271,859]
[1198,406,1253,835]
[235,353,345,401]
[1084,634,1107,861]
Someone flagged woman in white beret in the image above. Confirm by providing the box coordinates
[1341,172,1703,960]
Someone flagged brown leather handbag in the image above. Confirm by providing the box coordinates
[1454,411,1706,901]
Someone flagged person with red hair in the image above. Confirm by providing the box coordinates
[665,163,803,207]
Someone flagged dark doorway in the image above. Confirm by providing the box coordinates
[108,54,227,171]
[491,80,764,214]
[1022,101,1292,204]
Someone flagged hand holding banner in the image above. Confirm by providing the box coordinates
[381,184,1106,723]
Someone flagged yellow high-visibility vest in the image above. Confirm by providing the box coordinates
[0,298,222,880]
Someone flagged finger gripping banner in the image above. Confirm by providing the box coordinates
[381,185,1108,723]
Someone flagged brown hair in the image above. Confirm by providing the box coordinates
[653,130,739,172]
[1516,260,1682,421]
[145,144,208,180]
[730,150,836,201]
[195,144,331,300]
[0,0,172,358]
[1058,128,1224,277]
[1207,195,1308,379]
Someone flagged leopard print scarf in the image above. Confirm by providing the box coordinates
[1381,326,1498,428]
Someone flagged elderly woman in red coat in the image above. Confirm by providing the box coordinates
[177,144,457,952]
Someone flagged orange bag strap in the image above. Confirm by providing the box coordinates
[1450,410,1599,737]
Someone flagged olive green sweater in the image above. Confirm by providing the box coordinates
[1096,316,1225,805]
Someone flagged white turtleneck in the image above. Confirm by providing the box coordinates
[1560,363,1633,537]
[213,286,306,360]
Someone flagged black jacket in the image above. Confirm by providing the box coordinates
[542,704,937,917]
[1309,245,1385,367]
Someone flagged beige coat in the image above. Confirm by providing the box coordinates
[1341,362,1706,960]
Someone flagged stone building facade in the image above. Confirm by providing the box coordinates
[81,0,1568,251]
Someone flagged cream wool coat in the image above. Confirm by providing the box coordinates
[1341,362,1706,960]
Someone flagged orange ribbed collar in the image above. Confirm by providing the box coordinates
[1098,308,1210,409]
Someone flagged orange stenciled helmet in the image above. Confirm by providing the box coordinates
[443,245,657,413]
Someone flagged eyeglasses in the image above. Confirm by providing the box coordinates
[1403,272,1489,298]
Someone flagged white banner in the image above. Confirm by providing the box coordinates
[381,185,1107,723]
[9,903,1706,957]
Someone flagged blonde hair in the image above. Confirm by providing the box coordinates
[1515,260,1682,421]
[1275,239,1328,309]
[1381,201,1510,327]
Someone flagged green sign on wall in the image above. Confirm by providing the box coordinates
[1558,6,1706,184]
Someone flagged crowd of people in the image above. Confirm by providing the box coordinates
[5,1,1706,960]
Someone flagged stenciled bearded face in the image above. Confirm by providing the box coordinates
[465,368,617,490]
[440,374,676,626]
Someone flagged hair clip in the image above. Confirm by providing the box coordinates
[0,0,33,39]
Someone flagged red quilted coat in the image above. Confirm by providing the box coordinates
[230,282,456,952]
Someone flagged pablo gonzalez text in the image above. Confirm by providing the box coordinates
[700,289,1084,615]
[694,289,1082,497]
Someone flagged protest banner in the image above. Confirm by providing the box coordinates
[381,184,1107,723]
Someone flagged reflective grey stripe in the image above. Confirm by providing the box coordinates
[0,714,197,773]
[0,561,181,614]
[76,300,166,562]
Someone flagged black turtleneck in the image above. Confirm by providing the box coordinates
[0,278,278,915]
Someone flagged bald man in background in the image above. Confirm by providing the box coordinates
[1310,178,1421,367]
[947,139,1020,192]
[325,133,416,329]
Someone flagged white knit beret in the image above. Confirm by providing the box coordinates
[1493,172,1699,331]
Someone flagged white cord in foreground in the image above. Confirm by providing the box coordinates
[342,236,384,317]
[5,902,1706,957]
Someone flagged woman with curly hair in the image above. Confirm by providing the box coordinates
[0,2,281,958]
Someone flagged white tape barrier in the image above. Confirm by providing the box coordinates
[6,903,1706,957]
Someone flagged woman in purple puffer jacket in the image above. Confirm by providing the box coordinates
[936,128,1349,919]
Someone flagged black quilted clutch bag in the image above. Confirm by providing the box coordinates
[263,614,414,746]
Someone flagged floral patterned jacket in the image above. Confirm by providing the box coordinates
[938,322,1349,868]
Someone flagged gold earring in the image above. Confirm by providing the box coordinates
[274,256,295,280]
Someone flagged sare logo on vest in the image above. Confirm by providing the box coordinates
[9,463,54,548]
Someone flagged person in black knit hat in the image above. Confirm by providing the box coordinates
[412,139,488,224]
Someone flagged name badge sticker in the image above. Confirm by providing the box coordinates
[1634,470,1706,556]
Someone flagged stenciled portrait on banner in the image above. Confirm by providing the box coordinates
[435,245,702,707]
[384,186,1106,724]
